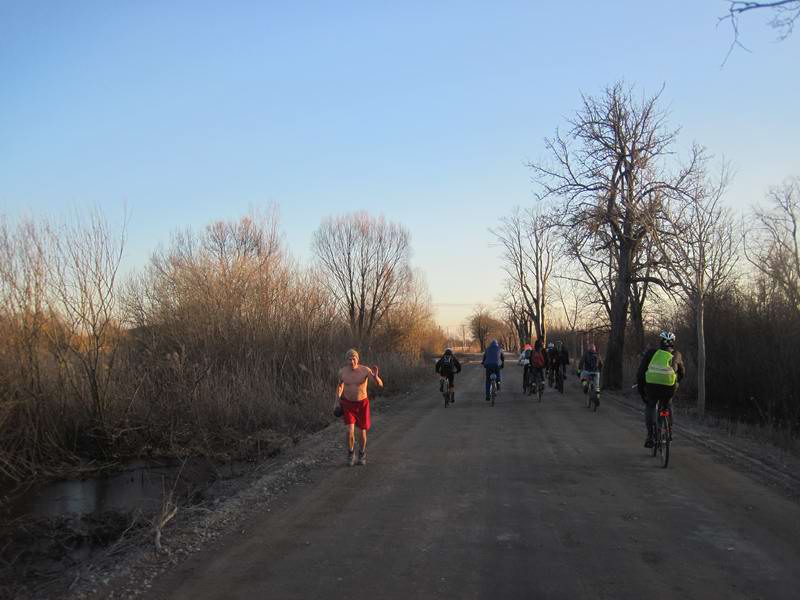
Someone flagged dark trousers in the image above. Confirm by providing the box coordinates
[485,366,501,396]
[643,383,676,435]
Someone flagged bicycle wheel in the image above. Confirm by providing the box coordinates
[443,391,449,408]
[586,385,592,409]
[650,425,657,457]
[491,382,496,406]
[659,418,670,468]
[556,371,564,394]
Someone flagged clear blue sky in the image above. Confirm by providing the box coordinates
[1,1,798,330]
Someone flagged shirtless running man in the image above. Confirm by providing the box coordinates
[336,349,383,466]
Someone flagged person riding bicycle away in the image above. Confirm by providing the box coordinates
[556,340,570,382]
[636,331,685,448]
[578,344,603,405]
[529,339,547,392]
[545,342,558,384]
[518,343,533,390]
[518,343,533,365]
[435,347,462,402]
[481,339,504,401]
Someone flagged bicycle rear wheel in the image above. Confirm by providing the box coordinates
[556,372,564,394]
[659,420,670,468]
[650,425,657,457]
[491,382,496,406]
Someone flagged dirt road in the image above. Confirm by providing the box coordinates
[146,361,800,599]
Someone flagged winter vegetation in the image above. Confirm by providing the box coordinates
[0,209,445,486]
[488,82,799,442]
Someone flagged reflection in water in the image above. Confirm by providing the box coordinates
[8,459,249,521]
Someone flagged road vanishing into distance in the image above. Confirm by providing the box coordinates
[147,360,800,600]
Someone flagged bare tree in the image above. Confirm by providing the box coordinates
[46,209,127,432]
[721,1,800,61]
[553,277,590,357]
[658,164,740,413]
[469,304,493,352]
[745,177,800,311]
[529,82,700,388]
[312,212,412,343]
[491,206,555,343]
[499,280,532,345]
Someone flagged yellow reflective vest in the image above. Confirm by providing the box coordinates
[645,349,677,386]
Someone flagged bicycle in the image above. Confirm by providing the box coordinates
[533,369,544,403]
[547,367,555,388]
[583,372,600,411]
[650,402,672,468]
[489,372,498,407]
[440,376,454,408]
[521,362,531,394]
[555,365,564,394]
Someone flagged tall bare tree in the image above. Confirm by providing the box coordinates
[746,177,800,311]
[491,206,555,343]
[658,164,740,413]
[312,212,412,343]
[529,82,699,388]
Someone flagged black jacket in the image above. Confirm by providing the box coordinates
[435,354,462,375]
[636,348,685,398]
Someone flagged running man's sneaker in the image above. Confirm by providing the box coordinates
[347,449,356,467]
[357,450,366,466]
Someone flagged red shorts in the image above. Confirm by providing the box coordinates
[340,397,371,430]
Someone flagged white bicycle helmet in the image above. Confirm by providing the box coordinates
[659,331,675,347]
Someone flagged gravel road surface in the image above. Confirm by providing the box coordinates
[145,361,800,600]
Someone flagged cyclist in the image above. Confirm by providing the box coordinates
[529,339,547,393]
[578,343,603,406]
[545,342,558,386]
[481,339,504,401]
[556,340,570,384]
[518,343,532,390]
[636,331,685,448]
[435,347,462,402]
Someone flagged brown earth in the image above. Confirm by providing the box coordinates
[30,359,800,599]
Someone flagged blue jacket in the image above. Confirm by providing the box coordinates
[482,340,504,368]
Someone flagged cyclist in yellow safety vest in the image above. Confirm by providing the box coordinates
[636,331,685,448]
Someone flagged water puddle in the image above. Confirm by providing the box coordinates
[4,458,252,522]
